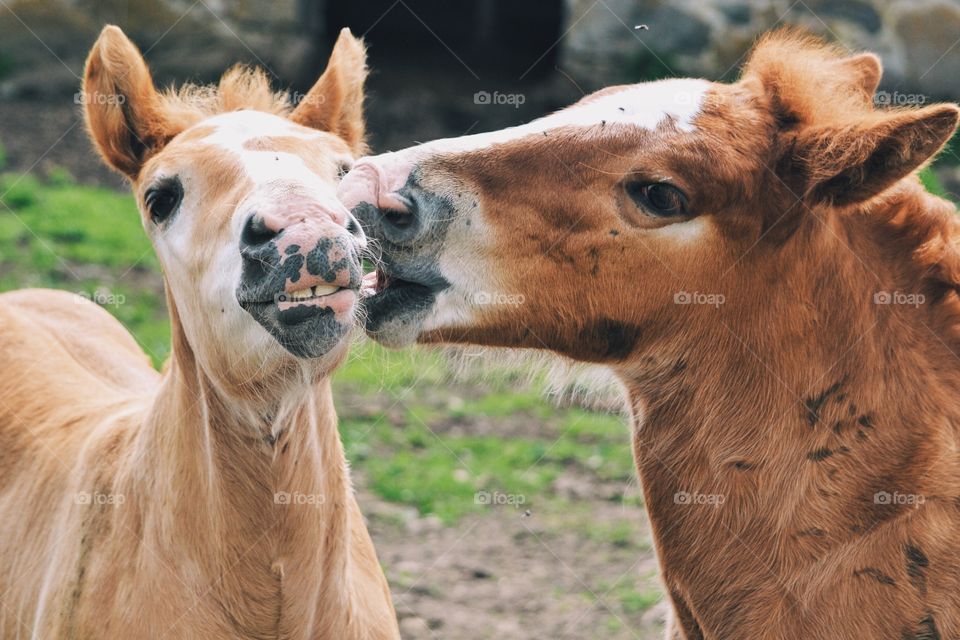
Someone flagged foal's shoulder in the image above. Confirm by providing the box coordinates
[0,288,158,394]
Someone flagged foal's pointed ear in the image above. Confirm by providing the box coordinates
[797,104,959,206]
[290,28,368,154]
[836,52,882,99]
[82,26,175,179]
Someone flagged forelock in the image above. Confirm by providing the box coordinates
[156,65,293,134]
[741,28,875,128]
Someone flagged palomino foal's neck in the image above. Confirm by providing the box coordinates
[128,322,354,635]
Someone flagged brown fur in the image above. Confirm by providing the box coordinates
[365,30,960,639]
[0,26,399,639]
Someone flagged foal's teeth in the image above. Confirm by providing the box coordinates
[289,288,313,300]
[313,285,338,296]
[284,285,340,302]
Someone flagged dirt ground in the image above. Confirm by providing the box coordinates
[362,490,666,640]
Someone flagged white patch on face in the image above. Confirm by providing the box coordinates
[197,110,337,194]
[410,78,711,157]
[650,216,711,243]
[420,289,476,334]
[534,78,710,133]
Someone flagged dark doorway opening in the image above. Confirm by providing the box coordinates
[323,0,565,80]
[305,1,573,153]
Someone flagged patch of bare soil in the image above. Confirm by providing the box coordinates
[360,486,666,640]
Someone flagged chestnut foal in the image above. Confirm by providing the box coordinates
[0,27,398,639]
[341,32,960,639]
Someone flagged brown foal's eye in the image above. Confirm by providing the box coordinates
[144,177,183,225]
[626,181,689,218]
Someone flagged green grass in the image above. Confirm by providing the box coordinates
[336,343,637,524]
[343,417,558,524]
[919,166,947,198]
[336,338,447,390]
[0,172,171,362]
[614,584,663,615]
[0,173,156,268]
[586,577,663,626]
[938,132,959,166]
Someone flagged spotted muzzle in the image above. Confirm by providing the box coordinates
[235,191,365,358]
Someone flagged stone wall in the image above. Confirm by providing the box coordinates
[0,0,324,98]
[3,0,958,103]
[560,0,960,100]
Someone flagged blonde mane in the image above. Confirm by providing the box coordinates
[158,65,293,132]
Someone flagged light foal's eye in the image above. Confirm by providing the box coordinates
[336,161,353,180]
[144,176,184,225]
[625,181,689,218]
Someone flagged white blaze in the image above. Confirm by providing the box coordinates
[408,78,711,157]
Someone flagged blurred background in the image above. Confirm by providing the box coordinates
[0,1,957,638]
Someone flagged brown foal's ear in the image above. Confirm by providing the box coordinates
[290,28,368,155]
[795,104,959,206]
[834,52,882,100]
[82,25,176,179]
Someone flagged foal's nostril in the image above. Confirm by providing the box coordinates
[383,209,414,230]
[351,191,425,245]
[241,214,282,248]
[346,214,362,237]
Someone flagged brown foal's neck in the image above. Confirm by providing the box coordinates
[620,186,960,628]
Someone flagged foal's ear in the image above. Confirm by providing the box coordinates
[82,26,175,179]
[290,28,368,154]
[835,52,882,100]
[796,104,959,206]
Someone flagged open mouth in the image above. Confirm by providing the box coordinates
[359,266,443,343]
[361,268,424,298]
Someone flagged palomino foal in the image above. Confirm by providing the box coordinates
[341,32,960,639]
[0,27,399,639]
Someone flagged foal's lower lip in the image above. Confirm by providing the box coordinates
[277,288,357,317]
